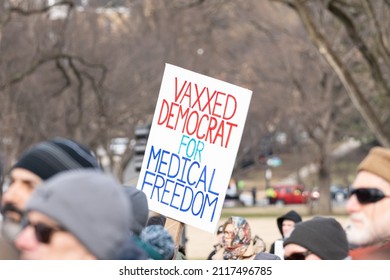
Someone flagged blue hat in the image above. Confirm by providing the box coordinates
[140,225,174,260]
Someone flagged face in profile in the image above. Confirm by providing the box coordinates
[15,211,96,260]
[346,171,390,246]
[1,168,42,223]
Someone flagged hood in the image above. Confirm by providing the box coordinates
[276,210,302,237]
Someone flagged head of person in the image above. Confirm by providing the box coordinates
[115,186,150,260]
[345,147,390,247]
[1,137,100,225]
[222,216,251,260]
[140,225,175,260]
[122,186,149,236]
[276,210,302,238]
[283,216,349,260]
[146,215,166,227]
[14,169,131,260]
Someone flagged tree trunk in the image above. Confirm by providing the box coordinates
[317,153,332,215]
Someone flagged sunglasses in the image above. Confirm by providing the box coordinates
[349,188,390,204]
[25,221,65,244]
[284,250,312,260]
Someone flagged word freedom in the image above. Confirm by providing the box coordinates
[140,145,220,222]
[157,77,238,148]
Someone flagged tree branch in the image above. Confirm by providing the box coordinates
[0,53,107,91]
[362,0,390,70]
[291,0,390,147]
[8,1,74,16]
[328,0,390,98]
[52,58,71,97]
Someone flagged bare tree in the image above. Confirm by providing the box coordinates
[272,0,390,147]
[1,0,380,194]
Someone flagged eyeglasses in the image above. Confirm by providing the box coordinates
[224,230,235,237]
[349,188,390,204]
[284,250,312,260]
[25,221,65,244]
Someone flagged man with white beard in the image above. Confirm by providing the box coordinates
[346,147,390,259]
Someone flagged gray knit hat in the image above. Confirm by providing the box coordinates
[26,169,131,260]
[123,186,149,235]
[283,216,349,260]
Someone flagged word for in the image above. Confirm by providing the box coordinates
[178,135,204,162]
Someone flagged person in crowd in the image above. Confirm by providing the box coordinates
[146,214,167,227]
[118,212,168,260]
[117,186,149,260]
[269,210,302,259]
[140,225,175,260]
[14,169,131,260]
[265,187,276,205]
[118,186,149,260]
[283,216,349,260]
[0,137,100,259]
[345,146,390,259]
[123,186,149,236]
[145,214,187,259]
[1,137,100,227]
[212,216,280,260]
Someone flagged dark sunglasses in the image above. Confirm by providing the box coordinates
[284,250,312,260]
[349,188,390,204]
[25,221,65,244]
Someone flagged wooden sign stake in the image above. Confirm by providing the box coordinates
[164,217,184,258]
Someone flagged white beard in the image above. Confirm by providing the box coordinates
[346,212,376,246]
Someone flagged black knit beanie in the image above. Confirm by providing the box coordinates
[12,137,100,180]
[283,216,349,260]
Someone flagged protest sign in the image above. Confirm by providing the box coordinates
[137,64,252,233]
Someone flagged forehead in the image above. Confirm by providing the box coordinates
[10,168,42,183]
[282,220,295,226]
[353,171,390,190]
[225,223,234,231]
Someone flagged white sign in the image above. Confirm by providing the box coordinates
[137,64,252,233]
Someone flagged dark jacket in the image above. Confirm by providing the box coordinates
[211,242,280,260]
[253,252,281,260]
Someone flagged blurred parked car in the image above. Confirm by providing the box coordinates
[331,185,349,202]
[267,184,308,205]
[310,185,349,202]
